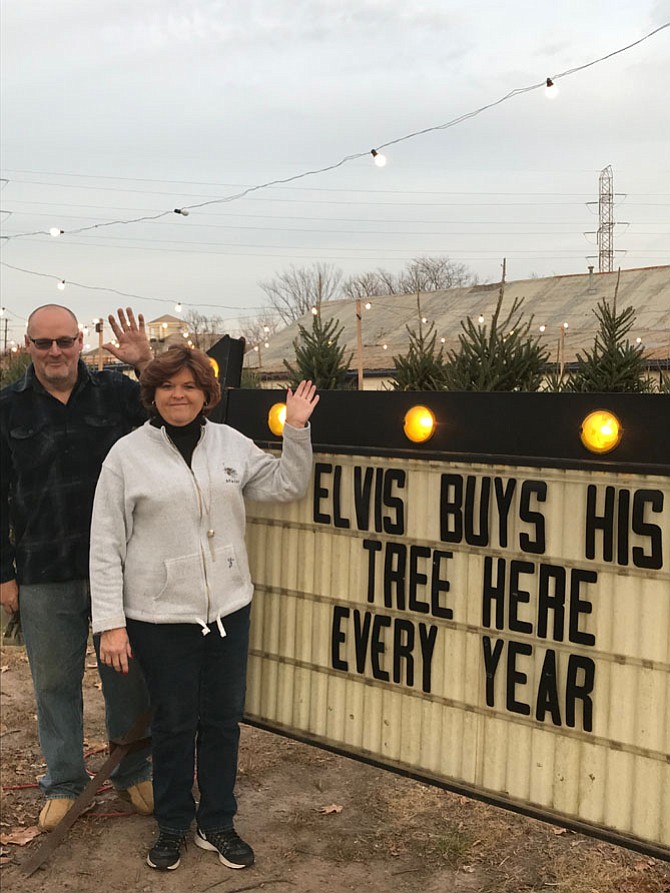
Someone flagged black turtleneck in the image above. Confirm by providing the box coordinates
[151,413,205,468]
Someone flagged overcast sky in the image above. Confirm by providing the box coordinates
[1,1,669,344]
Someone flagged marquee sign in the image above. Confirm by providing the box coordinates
[225,391,670,858]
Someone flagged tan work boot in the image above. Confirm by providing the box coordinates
[38,798,75,831]
[38,797,96,831]
[118,779,153,815]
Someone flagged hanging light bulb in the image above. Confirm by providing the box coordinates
[311,306,318,315]
[478,315,485,324]
[49,227,64,237]
[174,208,190,216]
[539,324,546,332]
[371,149,387,168]
[545,77,558,99]
[175,302,183,312]
[364,302,372,310]
[57,280,66,290]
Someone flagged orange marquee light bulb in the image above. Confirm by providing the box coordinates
[403,405,436,443]
[580,410,623,454]
[268,402,287,437]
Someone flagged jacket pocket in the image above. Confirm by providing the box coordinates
[9,422,54,468]
[155,552,204,614]
[83,412,124,461]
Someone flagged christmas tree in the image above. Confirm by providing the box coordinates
[283,314,353,390]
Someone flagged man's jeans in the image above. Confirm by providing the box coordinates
[127,603,251,834]
[20,580,152,799]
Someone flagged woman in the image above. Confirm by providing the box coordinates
[90,345,318,872]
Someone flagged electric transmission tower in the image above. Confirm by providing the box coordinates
[597,165,614,273]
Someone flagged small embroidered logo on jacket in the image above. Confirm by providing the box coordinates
[224,467,239,483]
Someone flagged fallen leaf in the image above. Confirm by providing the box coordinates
[0,826,41,846]
[319,803,343,815]
[552,827,567,835]
[83,739,108,753]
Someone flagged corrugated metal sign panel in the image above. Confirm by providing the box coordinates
[244,456,670,856]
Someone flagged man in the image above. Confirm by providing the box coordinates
[0,304,154,831]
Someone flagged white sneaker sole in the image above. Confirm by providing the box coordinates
[194,831,250,869]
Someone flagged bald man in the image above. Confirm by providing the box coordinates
[0,305,154,831]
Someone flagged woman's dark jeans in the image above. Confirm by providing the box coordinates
[127,603,251,834]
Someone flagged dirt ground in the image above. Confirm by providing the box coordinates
[1,642,668,893]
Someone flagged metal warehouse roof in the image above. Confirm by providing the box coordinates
[248,265,670,377]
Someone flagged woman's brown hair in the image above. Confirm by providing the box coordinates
[140,345,221,416]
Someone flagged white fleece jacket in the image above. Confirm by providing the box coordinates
[90,419,312,634]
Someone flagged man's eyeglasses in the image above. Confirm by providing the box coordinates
[28,335,80,350]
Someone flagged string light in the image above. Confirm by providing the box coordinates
[539,324,546,332]
[364,302,372,310]
[371,149,387,168]
[478,315,485,324]
[49,227,63,237]
[2,25,666,245]
[57,280,66,290]
[0,261,250,315]
[545,77,559,99]
[175,302,183,312]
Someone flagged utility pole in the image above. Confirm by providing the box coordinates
[598,165,614,273]
[95,319,104,371]
[355,298,364,391]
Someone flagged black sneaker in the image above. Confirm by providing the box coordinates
[194,827,254,869]
[146,830,184,870]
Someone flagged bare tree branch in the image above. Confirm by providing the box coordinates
[258,263,342,325]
